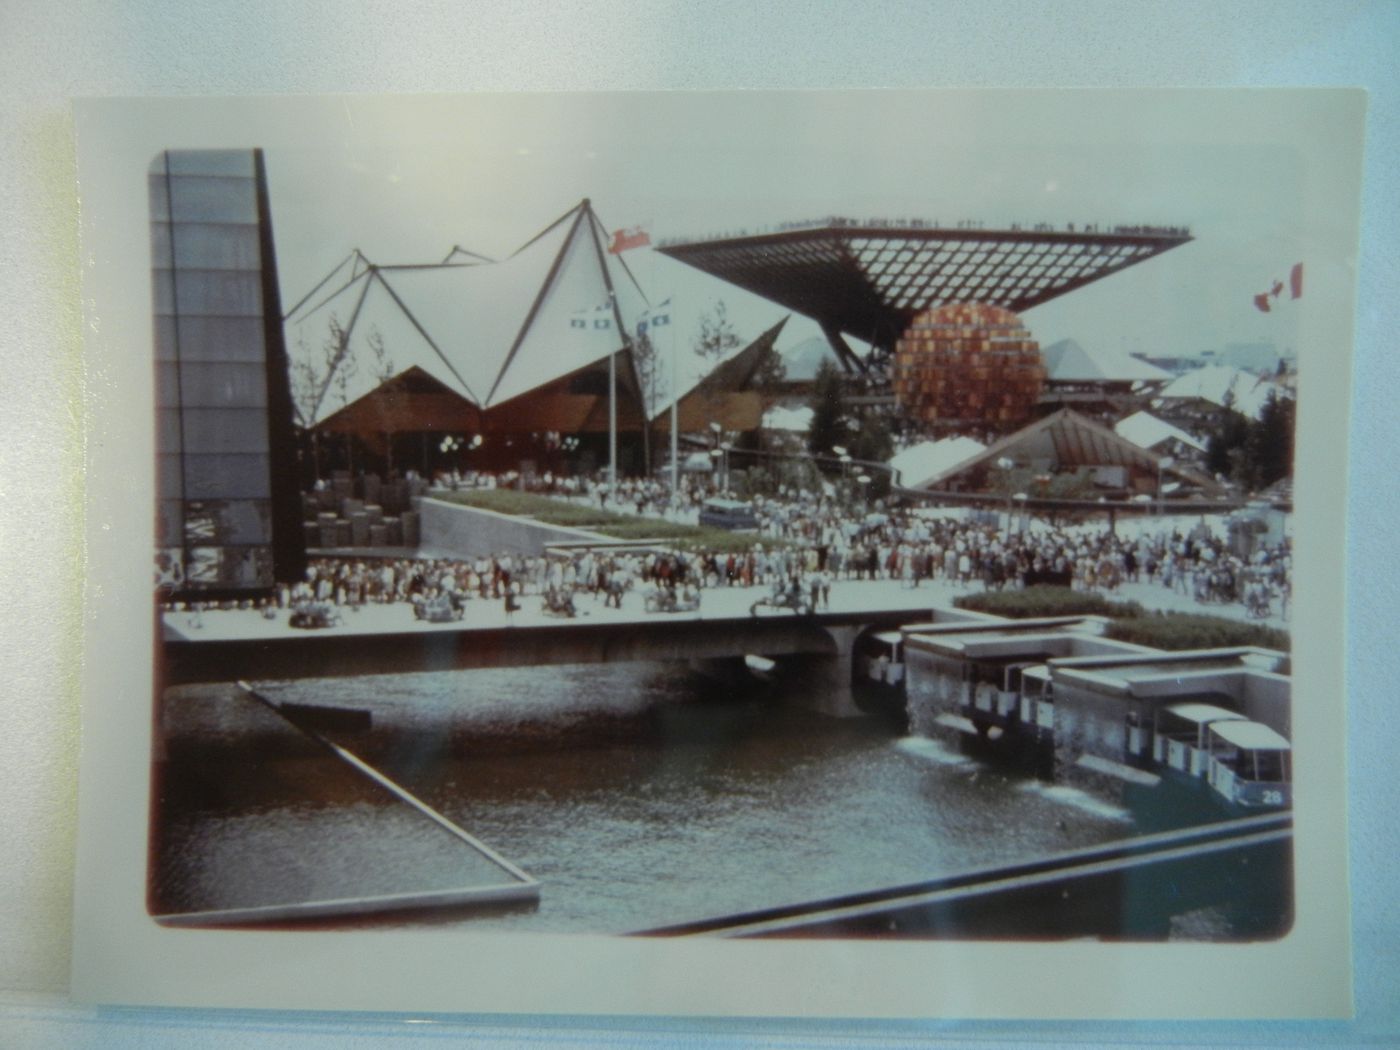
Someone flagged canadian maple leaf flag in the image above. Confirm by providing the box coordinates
[1254,262,1303,312]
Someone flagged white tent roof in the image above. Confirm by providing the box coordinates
[287,220,843,426]
[762,404,814,433]
[888,436,988,489]
[1114,410,1206,453]
[1155,365,1284,420]
[285,204,649,424]
[1041,338,1173,383]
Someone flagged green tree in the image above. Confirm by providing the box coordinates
[849,412,893,464]
[807,359,850,456]
[752,342,787,401]
[1238,389,1295,491]
[691,300,741,436]
[694,299,740,373]
[629,329,665,474]
[290,330,327,429]
[1204,389,1249,478]
[325,314,357,411]
[365,324,396,474]
[1205,386,1295,492]
[366,324,395,384]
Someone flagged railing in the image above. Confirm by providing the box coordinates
[656,218,1191,249]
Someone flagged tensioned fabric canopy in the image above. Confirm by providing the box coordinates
[284,200,650,428]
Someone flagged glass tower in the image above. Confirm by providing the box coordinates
[151,149,303,598]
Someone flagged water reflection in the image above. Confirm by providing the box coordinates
[246,663,1134,933]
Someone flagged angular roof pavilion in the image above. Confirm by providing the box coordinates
[1041,338,1173,385]
[658,219,1192,365]
[907,408,1222,495]
[285,199,650,432]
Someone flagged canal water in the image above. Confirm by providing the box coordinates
[166,662,1148,935]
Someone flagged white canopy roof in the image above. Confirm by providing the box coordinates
[888,436,988,489]
[1209,720,1291,750]
[1114,410,1206,453]
[1156,365,1285,421]
[1041,338,1173,383]
[762,404,814,433]
[286,210,855,428]
[1164,702,1246,726]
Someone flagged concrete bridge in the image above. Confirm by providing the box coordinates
[162,603,984,716]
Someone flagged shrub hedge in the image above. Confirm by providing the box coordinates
[953,586,1144,620]
[1103,613,1290,653]
[955,585,1290,652]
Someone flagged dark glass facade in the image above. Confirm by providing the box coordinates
[152,149,303,597]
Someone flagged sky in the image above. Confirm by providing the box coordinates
[261,90,1356,386]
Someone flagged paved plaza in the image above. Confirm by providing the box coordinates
[164,567,1288,645]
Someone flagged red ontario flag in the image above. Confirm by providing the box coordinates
[608,226,650,254]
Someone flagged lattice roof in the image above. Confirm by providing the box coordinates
[658,223,1191,350]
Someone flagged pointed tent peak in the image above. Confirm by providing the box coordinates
[442,245,495,266]
[283,250,377,322]
[483,200,651,408]
[506,199,594,259]
[780,334,850,383]
[1114,410,1206,453]
[1041,337,1173,383]
[704,317,791,391]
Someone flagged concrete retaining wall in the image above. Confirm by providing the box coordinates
[417,496,610,558]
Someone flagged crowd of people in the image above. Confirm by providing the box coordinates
[167,468,1292,626]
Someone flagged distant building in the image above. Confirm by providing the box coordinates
[1038,337,1172,416]
[1113,410,1207,459]
[902,407,1222,499]
[1219,341,1281,375]
[1153,365,1289,428]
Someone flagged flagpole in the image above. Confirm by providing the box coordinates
[669,300,678,506]
[609,342,617,495]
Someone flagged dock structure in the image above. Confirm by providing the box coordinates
[902,616,1291,808]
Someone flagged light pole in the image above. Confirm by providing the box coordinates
[438,435,462,485]
[997,456,1015,532]
[1156,455,1174,517]
[1013,491,1028,535]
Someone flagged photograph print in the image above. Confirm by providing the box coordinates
[74,89,1362,1017]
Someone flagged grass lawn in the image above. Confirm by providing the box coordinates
[955,585,1290,652]
[432,489,785,553]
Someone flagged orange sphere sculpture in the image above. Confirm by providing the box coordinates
[893,303,1045,431]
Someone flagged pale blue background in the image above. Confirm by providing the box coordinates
[2,2,1395,1046]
